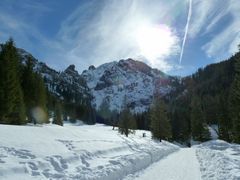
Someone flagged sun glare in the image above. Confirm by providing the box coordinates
[135,24,176,65]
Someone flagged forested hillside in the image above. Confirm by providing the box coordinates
[169,48,240,143]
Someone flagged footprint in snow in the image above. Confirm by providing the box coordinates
[0,146,36,159]
[45,155,68,172]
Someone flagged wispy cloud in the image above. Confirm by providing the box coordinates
[189,0,240,59]
[2,0,238,76]
[55,0,183,73]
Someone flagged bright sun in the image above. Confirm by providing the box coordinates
[135,24,176,65]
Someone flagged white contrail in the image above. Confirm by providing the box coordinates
[179,0,192,64]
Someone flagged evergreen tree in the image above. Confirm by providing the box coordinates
[218,94,231,141]
[85,104,96,125]
[228,51,240,143]
[118,108,137,137]
[0,38,26,124]
[150,98,171,142]
[53,101,63,126]
[171,99,191,143]
[118,97,137,137]
[21,56,36,122]
[202,95,219,124]
[110,109,119,130]
[22,56,48,123]
[190,96,210,141]
[98,99,112,125]
[34,73,48,123]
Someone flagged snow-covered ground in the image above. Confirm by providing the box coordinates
[0,122,178,180]
[125,140,240,180]
[194,140,240,180]
[1,122,240,180]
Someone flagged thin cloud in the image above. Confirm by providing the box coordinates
[56,0,182,73]
[187,0,240,60]
[198,0,240,59]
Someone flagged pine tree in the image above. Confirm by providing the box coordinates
[85,103,96,125]
[217,94,231,141]
[228,51,240,143]
[118,108,136,137]
[34,73,48,123]
[22,56,48,124]
[118,97,137,137]
[98,99,112,125]
[53,101,63,126]
[190,96,210,141]
[0,38,26,124]
[150,98,171,142]
[21,56,35,122]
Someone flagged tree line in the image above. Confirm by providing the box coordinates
[169,46,240,144]
[0,38,61,125]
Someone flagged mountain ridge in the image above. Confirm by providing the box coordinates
[82,58,177,112]
[17,48,177,113]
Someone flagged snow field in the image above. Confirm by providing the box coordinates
[0,123,179,180]
[194,140,240,180]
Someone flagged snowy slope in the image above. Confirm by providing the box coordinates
[194,140,240,180]
[82,58,177,113]
[0,123,178,180]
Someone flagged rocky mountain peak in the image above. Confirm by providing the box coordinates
[64,64,78,75]
[82,59,176,113]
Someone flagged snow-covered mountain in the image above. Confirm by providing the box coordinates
[18,49,178,113]
[82,58,177,113]
[18,48,91,105]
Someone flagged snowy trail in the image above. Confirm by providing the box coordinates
[126,148,201,180]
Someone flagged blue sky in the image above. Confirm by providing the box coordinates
[0,0,239,76]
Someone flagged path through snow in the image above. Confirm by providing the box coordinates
[126,148,201,180]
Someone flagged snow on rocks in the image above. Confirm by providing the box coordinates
[0,123,179,180]
[194,140,240,180]
[82,58,175,113]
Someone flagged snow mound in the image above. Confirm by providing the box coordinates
[0,124,179,179]
[194,140,240,180]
